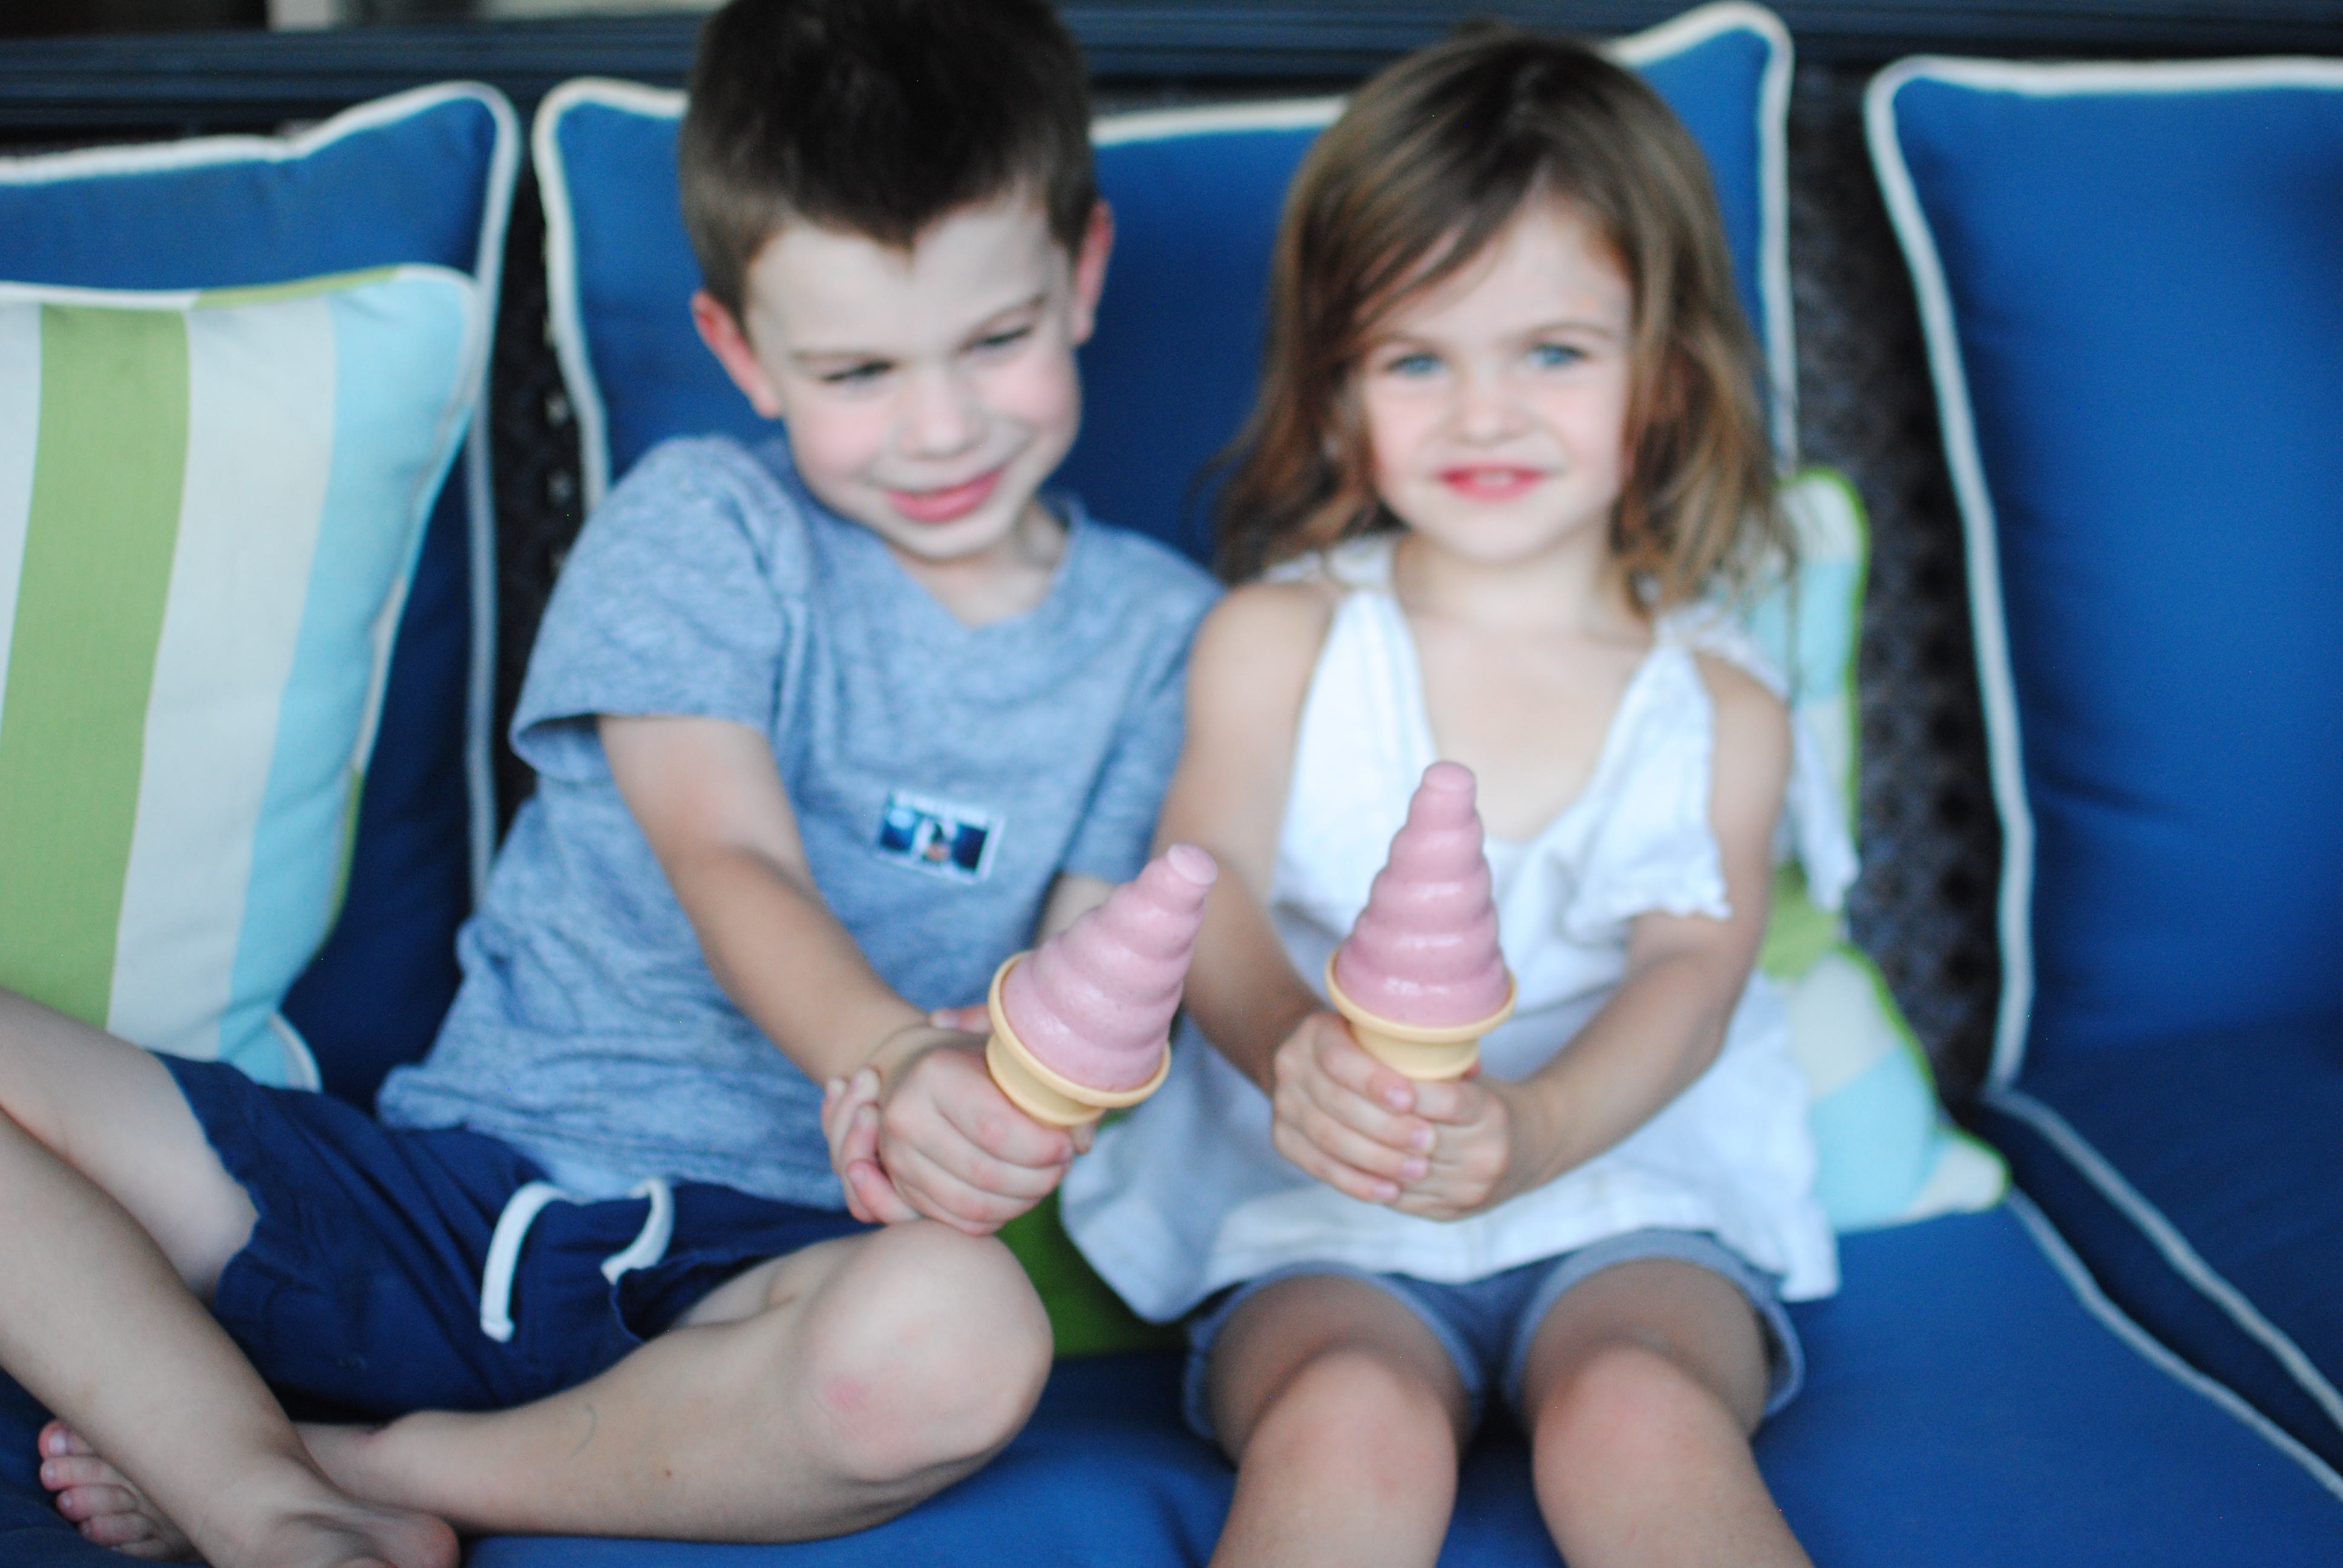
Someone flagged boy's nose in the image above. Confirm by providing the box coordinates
[900,368,983,457]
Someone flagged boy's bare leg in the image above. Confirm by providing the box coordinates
[0,990,456,1568]
[1202,1275,1468,1568]
[36,1421,191,1560]
[291,1218,1053,1541]
[1518,1258,1812,1568]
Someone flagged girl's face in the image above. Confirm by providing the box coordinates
[1357,200,1635,569]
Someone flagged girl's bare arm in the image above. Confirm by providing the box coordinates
[1153,582,1336,1089]
[1397,655,1791,1217]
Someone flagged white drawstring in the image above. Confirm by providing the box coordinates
[477,1177,676,1344]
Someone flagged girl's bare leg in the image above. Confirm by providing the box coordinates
[1202,1275,1469,1568]
[1518,1258,1810,1568]
[0,990,456,1568]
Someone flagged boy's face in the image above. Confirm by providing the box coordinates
[694,194,1111,570]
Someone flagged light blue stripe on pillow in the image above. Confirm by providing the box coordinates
[221,273,477,1083]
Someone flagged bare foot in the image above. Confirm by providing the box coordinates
[38,1419,457,1568]
[39,1420,192,1560]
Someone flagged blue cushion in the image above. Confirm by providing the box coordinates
[538,1,1798,558]
[0,85,521,1106]
[447,1208,2343,1564]
[1978,1022,2343,1470]
[6,1209,2330,1562]
[1871,56,2343,1466]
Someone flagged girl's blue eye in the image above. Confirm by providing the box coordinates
[1386,351,1441,377]
[1531,342,1585,369]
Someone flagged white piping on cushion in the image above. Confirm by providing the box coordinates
[1987,1086,2343,1442]
[535,78,686,513]
[1866,55,2343,1089]
[463,90,523,900]
[1092,97,1342,145]
[2007,1191,2343,1506]
[1864,63,2036,1090]
[478,1176,677,1344]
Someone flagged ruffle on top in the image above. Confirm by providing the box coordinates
[1058,538,1841,1319]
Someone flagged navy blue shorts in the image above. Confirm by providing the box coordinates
[167,1057,870,1420]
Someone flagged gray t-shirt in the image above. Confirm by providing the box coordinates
[378,436,1218,1206]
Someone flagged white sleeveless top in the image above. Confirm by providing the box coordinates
[1061,537,1843,1321]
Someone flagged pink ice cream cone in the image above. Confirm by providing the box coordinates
[985,843,1217,1126]
[1328,762,1515,1079]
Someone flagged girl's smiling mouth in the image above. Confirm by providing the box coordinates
[1437,466,1546,499]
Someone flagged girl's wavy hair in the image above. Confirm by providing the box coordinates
[1216,24,1786,607]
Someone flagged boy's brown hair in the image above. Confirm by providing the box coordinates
[678,0,1097,321]
[1216,24,1785,607]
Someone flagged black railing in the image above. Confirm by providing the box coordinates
[2,2,2338,140]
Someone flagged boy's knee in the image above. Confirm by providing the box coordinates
[797,1223,1050,1485]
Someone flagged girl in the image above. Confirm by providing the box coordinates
[1061,25,1846,1568]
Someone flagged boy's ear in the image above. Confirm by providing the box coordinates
[1066,200,1115,348]
[691,290,786,420]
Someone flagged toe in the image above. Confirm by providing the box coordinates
[79,1505,156,1547]
[38,1420,93,1459]
[41,1454,121,1492]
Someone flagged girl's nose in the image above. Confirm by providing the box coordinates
[902,367,983,458]
[1450,366,1524,443]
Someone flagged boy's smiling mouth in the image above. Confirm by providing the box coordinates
[885,465,1006,524]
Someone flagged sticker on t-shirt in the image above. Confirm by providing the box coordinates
[876,792,999,883]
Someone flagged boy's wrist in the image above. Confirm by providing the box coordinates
[857,1015,975,1093]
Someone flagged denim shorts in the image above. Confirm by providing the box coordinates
[1182,1228,1803,1442]
[167,1057,870,1420]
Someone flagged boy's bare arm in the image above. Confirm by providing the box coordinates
[601,713,929,1085]
[601,713,1077,1233]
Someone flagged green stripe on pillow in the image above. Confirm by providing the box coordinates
[0,267,481,1086]
[0,305,190,1027]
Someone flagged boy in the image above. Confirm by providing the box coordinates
[0,0,1217,1562]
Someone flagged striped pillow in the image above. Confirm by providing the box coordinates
[0,266,485,1087]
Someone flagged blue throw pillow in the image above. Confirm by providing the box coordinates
[0,84,520,1104]
[536,0,1798,552]
[1867,59,2343,1080]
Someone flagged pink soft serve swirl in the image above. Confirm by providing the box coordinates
[1000,843,1217,1091]
[1333,762,1509,1026]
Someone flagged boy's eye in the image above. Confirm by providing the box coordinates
[972,325,1034,354]
[819,360,891,387]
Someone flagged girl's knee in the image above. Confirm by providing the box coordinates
[1534,1340,1729,1480]
[798,1223,1049,1483]
[1242,1344,1458,1477]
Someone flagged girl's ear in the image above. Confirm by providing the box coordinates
[1067,200,1116,347]
[692,290,787,420]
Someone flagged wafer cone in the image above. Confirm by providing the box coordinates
[983,953,1173,1127]
[1325,956,1515,1080]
